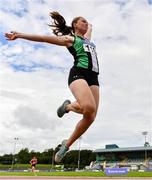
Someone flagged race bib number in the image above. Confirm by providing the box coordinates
[83,43,99,73]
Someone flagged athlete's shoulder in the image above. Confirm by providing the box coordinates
[63,35,74,47]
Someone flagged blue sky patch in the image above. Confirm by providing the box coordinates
[10,62,66,72]
[147,0,152,4]
[0,1,29,17]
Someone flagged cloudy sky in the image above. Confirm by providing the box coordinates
[0,0,151,155]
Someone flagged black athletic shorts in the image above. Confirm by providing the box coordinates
[68,66,99,86]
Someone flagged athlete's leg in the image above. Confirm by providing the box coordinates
[90,85,100,115]
[32,166,35,172]
[66,79,99,147]
[55,80,100,163]
[66,85,99,115]
[66,101,83,114]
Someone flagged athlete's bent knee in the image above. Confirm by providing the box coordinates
[82,104,96,121]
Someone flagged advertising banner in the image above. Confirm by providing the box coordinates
[105,168,128,175]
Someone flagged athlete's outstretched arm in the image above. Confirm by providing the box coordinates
[84,24,92,40]
[4,31,73,46]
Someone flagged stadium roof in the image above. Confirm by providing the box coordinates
[95,146,152,153]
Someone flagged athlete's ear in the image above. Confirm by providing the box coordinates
[73,22,77,29]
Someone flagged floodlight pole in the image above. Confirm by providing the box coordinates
[142,131,148,160]
[51,148,55,170]
[11,137,19,170]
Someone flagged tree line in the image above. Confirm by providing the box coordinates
[0,146,96,169]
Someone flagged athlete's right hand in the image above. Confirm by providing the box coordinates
[4,31,19,40]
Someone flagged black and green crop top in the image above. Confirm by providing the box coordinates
[67,35,99,74]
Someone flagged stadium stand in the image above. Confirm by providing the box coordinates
[93,144,152,171]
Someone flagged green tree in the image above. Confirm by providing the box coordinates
[0,154,12,164]
[63,150,96,169]
[17,148,30,164]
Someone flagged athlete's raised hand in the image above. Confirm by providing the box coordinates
[84,23,92,40]
[5,31,19,41]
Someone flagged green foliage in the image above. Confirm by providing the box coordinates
[17,148,30,164]
[0,154,13,165]
[63,150,96,169]
[0,148,95,169]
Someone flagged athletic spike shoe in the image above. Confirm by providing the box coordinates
[55,140,69,163]
[57,100,71,118]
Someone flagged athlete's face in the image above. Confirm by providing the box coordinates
[74,17,88,34]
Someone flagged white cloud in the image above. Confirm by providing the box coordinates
[0,0,151,155]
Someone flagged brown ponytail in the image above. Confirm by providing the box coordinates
[49,11,73,36]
